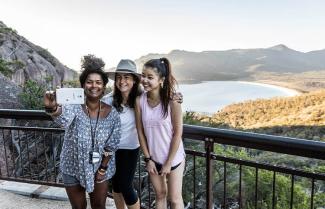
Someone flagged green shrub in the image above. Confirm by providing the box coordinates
[18,80,46,109]
[0,58,13,77]
[0,26,17,34]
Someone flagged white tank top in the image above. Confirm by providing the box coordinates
[102,94,140,149]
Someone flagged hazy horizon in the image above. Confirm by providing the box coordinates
[2,0,325,71]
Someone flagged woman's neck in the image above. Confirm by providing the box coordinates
[86,99,100,111]
[121,91,130,105]
[147,89,160,102]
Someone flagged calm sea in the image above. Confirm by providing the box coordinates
[178,81,299,114]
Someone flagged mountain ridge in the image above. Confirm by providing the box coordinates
[135,44,325,83]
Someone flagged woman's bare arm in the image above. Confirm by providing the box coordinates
[160,100,183,175]
[135,97,150,158]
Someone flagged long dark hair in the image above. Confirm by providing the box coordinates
[143,57,177,117]
[112,74,142,112]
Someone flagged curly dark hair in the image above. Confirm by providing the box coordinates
[79,54,108,87]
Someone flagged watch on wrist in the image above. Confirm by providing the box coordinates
[144,156,152,163]
[103,149,114,157]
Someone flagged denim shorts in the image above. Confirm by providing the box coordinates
[62,173,80,187]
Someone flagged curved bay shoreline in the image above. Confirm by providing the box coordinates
[238,81,301,96]
[179,80,305,115]
[251,80,306,94]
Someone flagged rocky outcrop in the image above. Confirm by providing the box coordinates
[0,21,78,87]
[0,73,22,109]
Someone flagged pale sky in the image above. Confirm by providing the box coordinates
[1,0,325,71]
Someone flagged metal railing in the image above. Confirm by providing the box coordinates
[182,125,325,209]
[0,109,324,209]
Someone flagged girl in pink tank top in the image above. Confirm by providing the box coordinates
[135,58,185,209]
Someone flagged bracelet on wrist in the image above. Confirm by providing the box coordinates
[144,156,152,163]
[99,165,108,171]
[99,168,106,172]
[97,170,105,176]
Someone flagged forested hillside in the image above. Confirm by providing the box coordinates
[185,90,325,141]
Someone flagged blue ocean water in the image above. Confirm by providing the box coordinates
[178,81,298,114]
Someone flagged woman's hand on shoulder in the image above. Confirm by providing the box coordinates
[172,92,183,104]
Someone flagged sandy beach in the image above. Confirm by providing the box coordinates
[238,81,301,96]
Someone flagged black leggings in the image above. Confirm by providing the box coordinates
[112,148,139,205]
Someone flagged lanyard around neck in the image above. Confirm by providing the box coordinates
[86,102,101,150]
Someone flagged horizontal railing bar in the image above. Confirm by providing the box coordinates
[184,149,206,157]
[0,109,51,120]
[0,126,65,132]
[185,149,325,180]
[211,154,325,180]
[184,124,325,160]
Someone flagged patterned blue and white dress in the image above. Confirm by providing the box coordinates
[53,104,121,193]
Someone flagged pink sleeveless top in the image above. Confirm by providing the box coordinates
[140,92,185,166]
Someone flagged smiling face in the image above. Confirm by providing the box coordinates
[141,67,164,92]
[115,73,135,95]
[84,73,105,100]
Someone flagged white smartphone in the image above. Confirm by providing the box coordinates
[56,88,84,104]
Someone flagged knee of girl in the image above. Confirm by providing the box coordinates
[168,195,183,205]
[155,189,167,200]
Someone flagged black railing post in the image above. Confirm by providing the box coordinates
[205,138,214,209]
